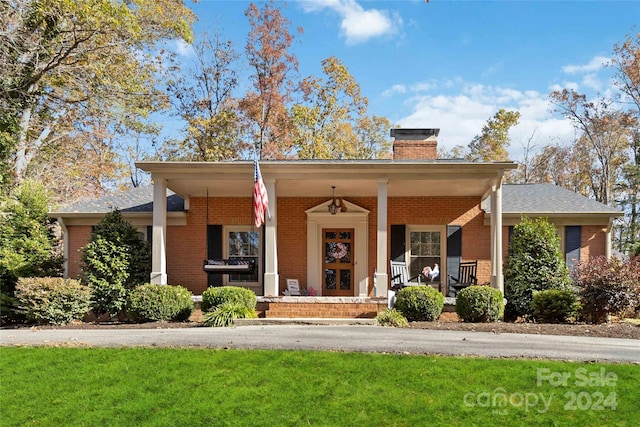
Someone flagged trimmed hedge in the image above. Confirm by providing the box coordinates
[15,277,92,325]
[201,286,256,312]
[455,286,504,323]
[531,289,581,323]
[126,284,194,323]
[394,286,444,321]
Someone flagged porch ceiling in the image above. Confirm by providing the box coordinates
[136,160,517,198]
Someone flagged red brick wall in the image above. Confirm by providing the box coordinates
[387,197,491,285]
[168,197,254,295]
[66,226,92,279]
[64,196,492,295]
[393,140,438,160]
[581,225,607,260]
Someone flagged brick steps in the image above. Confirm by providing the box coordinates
[261,302,387,319]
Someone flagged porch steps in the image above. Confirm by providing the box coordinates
[234,318,376,326]
[256,296,388,319]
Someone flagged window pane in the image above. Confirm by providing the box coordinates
[339,231,351,239]
[409,231,441,281]
[325,269,336,289]
[228,230,259,283]
[340,270,351,290]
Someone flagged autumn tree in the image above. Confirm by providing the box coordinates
[0,0,194,196]
[549,90,632,205]
[610,32,640,253]
[353,115,393,159]
[240,1,301,160]
[467,109,520,162]
[163,32,248,162]
[292,56,391,159]
[526,143,591,196]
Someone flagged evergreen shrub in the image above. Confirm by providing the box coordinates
[126,284,194,323]
[503,217,571,319]
[81,210,151,317]
[531,289,581,323]
[455,286,504,322]
[15,277,92,325]
[0,180,63,319]
[394,286,444,321]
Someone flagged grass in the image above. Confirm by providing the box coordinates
[1,347,638,426]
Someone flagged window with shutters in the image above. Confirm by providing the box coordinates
[406,226,445,283]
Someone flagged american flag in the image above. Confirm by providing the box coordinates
[253,160,269,227]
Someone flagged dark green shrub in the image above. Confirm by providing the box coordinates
[0,292,26,325]
[572,256,639,324]
[201,286,256,312]
[81,210,151,317]
[376,308,408,327]
[14,277,92,325]
[531,289,581,323]
[394,286,444,321]
[126,284,194,323]
[455,286,504,322]
[0,180,63,296]
[203,301,257,327]
[504,217,571,319]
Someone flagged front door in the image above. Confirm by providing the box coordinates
[323,228,354,296]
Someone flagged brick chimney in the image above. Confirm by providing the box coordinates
[391,128,439,160]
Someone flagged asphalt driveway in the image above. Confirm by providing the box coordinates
[2,325,639,363]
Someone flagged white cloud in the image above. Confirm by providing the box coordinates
[562,56,609,74]
[382,84,407,97]
[396,81,576,160]
[300,0,401,44]
[582,73,602,91]
[174,39,195,57]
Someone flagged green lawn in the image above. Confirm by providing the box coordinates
[1,347,638,426]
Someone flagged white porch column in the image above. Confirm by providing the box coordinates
[491,178,504,294]
[490,181,504,293]
[376,180,388,297]
[490,185,497,287]
[150,178,167,284]
[605,218,613,259]
[263,179,279,296]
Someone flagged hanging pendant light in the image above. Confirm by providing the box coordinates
[328,186,339,215]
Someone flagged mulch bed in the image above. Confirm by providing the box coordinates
[409,320,640,340]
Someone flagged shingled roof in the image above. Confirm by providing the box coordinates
[482,184,621,216]
[51,183,621,217]
[53,186,184,214]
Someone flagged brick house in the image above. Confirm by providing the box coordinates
[50,129,622,317]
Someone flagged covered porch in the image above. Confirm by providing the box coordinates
[137,159,516,311]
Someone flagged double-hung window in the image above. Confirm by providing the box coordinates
[223,226,261,290]
[407,226,445,283]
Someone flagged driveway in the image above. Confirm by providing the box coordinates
[2,325,639,363]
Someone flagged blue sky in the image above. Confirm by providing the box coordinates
[173,0,639,160]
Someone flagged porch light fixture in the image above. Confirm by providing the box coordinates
[328,186,339,215]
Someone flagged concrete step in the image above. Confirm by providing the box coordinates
[234,318,377,326]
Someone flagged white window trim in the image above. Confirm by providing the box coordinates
[222,225,262,290]
[406,225,446,283]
